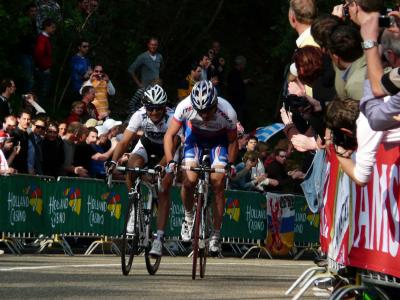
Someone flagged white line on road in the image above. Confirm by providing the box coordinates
[0,261,312,272]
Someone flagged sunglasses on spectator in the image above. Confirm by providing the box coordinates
[94,70,103,73]
[47,130,58,134]
[81,44,89,48]
[278,154,287,158]
[145,105,164,112]
[35,124,46,130]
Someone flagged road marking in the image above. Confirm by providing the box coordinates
[0,261,312,272]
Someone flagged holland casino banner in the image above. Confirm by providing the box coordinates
[324,143,400,278]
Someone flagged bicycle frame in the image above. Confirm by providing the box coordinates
[180,155,226,279]
[113,166,162,276]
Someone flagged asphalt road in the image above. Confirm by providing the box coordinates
[0,255,321,299]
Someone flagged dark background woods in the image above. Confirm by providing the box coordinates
[0,0,355,127]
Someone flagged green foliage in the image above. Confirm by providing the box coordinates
[0,0,346,124]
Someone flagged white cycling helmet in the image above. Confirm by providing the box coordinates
[142,84,167,106]
[190,80,217,111]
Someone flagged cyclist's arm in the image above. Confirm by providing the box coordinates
[111,129,138,163]
[164,119,182,162]
[226,130,238,164]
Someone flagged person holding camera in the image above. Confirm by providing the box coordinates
[332,0,383,26]
[359,11,400,131]
[80,64,115,119]
[230,150,278,192]
[0,130,19,175]
[327,25,400,186]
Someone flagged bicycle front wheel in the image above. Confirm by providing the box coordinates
[145,199,161,275]
[199,205,210,278]
[192,195,204,280]
[121,194,139,276]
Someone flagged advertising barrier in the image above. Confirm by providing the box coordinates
[0,175,318,252]
[324,143,400,278]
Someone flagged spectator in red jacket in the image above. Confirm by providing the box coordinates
[34,18,56,106]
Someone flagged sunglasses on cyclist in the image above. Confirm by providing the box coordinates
[196,104,217,114]
[145,105,165,112]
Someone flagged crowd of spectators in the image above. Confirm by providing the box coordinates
[2,0,398,199]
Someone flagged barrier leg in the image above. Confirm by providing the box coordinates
[37,235,73,256]
[241,243,272,259]
[285,266,325,295]
[0,233,22,255]
[84,236,120,256]
[292,272,335,300]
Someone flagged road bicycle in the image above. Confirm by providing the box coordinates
[180,150,226,280]
[107,165,162,276]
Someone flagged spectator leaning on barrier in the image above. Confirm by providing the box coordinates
[27,116,47,175]
[62,122,88,177]
[264,148,291,192]
[3,115,17,136]
[0,131,18,175]
[42,121,64,177]
[10,110,32,174]
[230,151,278,192]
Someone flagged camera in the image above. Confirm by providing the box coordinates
[22,94,29,100]
[284,94,311,113]
[343,5,349,19]
[331,128,357,150]
[379,15,395,28]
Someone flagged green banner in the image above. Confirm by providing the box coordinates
[164,187,184,237]
[0,175,48,234]
[0,175,316,244]
[45,177,128,236]
[293,195,319,244]
[222,190,267,240]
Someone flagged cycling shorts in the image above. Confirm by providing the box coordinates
[183,142,228,167]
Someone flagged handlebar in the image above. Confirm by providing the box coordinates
[179,165,226,174]
[116,166,160,175]
[105,165,162,189]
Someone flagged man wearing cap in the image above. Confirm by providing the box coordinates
[0,131,18,174]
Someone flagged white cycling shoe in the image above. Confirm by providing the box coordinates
[181,219,194,242]
[209,236,221,255]
[149,239,163,257]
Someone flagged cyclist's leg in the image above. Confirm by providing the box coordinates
[180,142,200,241]
[181,142,200,212]
[127,140,148,189]
[209,145,228,252]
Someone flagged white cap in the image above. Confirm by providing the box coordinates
[289,63,298,77]
[95,125,109,136]
[103,118,122,131]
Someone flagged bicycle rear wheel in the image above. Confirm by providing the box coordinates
[192,195,203,280]
[145,199,161,275]
[121,194,139,276]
